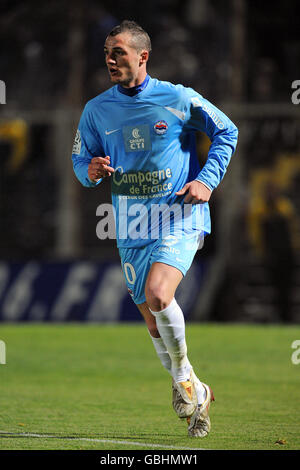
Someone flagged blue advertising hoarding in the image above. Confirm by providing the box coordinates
[0,260,207,322]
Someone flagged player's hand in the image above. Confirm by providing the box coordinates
[175,180,212,204]
[88,156,115,182]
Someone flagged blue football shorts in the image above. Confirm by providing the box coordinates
[119,230,204,305]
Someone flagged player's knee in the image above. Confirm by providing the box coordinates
[145,283,171,312]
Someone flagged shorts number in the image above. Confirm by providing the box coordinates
[123,262,136,284]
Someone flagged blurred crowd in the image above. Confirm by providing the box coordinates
[1,0,299,107]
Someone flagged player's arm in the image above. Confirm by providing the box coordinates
[71,103,113,187]
[177,89,238,203]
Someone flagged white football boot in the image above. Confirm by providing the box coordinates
[172,370,198,419]
[187,382,215,437]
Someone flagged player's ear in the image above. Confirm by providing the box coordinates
[139,50,148,66]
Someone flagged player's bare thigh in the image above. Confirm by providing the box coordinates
[145,262,183,312]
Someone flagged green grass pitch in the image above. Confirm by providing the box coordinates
[0,322,299,450]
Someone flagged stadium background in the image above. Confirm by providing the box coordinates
[0,0,299,325]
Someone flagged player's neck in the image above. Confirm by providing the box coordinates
[117,74,150,97]
[122,70,147,89]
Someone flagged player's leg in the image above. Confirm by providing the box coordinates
[119,246,173,375]
[145,261,214,434]
[136,301,159,337]
[145,262,198,387]
[146,232,212,430]
[145,262,204,417]
[119,241,214,434]
[145,262,190,381]
[137,295,198,419]
[136,302,172,375]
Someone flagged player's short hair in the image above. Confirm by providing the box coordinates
[108,20,152,53]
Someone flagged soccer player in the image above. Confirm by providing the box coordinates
[72,20,238,437]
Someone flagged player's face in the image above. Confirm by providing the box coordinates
[104,32,145,88]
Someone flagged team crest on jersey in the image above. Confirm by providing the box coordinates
[154,120,168,135]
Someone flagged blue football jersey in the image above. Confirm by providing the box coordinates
[72,76,238,248]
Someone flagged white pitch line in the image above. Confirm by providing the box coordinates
[0,431,206,451]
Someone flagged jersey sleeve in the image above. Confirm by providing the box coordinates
[183,88,238,191]
[71,102,104,187]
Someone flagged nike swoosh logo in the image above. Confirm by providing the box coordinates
[105,129,119,135]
